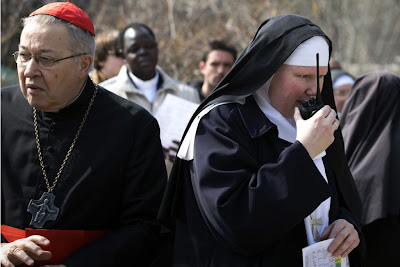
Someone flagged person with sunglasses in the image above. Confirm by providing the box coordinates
[91,29,124,84]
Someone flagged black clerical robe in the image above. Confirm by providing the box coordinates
[172,96,363,266]
[1,78,167,266]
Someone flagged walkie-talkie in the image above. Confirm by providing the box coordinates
[300,53,324,119]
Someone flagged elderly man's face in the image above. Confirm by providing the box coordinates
[17,23,88,112]
[268,64,328,118]
[123,27,158,80]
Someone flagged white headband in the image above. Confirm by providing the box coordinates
[333,75,355,89]
[284,36,329,66]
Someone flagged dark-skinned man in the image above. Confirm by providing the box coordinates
[101,23,200,174]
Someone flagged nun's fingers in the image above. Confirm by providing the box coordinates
[321,219,360,257]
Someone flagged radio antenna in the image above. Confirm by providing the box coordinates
[315,53,322,103]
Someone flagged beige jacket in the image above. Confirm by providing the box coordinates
[100,65,200,174]
[100,65,200,114]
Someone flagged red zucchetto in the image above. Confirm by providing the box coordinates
[29,0,95,36]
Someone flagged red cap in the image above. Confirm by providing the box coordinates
[29,0,95,36]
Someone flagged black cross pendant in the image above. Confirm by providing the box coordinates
[27,192,59,228]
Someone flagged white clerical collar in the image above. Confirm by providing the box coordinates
[253,90,297,144]
[129,71,159,103]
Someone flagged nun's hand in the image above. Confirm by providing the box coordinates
[294,105,338,159]
[320,219,360,258]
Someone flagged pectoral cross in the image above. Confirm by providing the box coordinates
[310,211,323,242]
[27,192,59,228]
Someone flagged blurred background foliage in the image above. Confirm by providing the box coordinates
[2,0,399,86]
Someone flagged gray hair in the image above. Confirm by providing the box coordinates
[22,15,95,68]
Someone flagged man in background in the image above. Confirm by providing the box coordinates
[101,23,199,114]
[189,40,237,101]
[101,23,200,172]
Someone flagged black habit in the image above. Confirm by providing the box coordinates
[1,78,167,266]
[341,70,400,267]
[159,14,365,266]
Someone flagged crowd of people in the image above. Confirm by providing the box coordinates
[1,1,398,267]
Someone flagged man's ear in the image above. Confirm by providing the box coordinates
[79,54,94,78]
[199,61,206,74]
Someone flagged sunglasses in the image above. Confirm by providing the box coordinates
[107,49,123,58]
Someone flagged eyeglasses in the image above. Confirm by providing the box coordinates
[12,51,87,70]
[107,49,123,58]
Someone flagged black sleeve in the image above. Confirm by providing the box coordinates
[190,107,331,255]
[63,117,167,266]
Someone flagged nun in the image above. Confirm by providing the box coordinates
[159,14,365,267]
